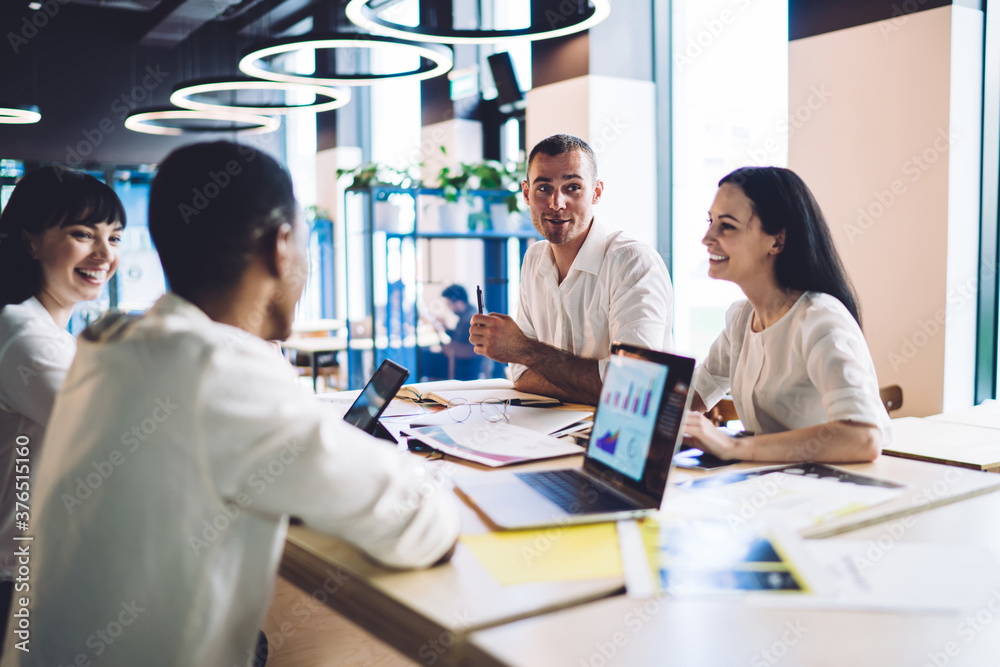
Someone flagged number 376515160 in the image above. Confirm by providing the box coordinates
[14,435,30,526]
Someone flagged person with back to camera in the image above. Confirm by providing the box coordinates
[2,142,458,666]
[683,166,889,463]
[0,167,125,648]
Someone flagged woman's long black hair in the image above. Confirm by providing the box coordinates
[0,166,126,308]
[719,166,862,327]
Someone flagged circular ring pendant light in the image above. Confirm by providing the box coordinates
[170,78,351,115]
[239,33,453,86]
[124,108,281,136]
[345,0,611,44]
[0,105,41,124]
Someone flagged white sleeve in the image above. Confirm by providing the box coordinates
[601,245,674,379]
[693,301,746,410]
[196,340,459,569]
[799,301,890,439]
[509,250,539,383]
[0,328,75,427]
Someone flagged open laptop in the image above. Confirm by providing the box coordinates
[342,358,410,442]
[453,343,695,530]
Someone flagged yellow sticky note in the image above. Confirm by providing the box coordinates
[461,523,623,586]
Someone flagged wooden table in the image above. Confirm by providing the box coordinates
[465,582,1000,666]
[463,489,1000,667]
[280,453,624,665]
[279,438,1000,665]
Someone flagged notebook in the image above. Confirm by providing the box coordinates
[453,343,695,530]
[342,358,410,442]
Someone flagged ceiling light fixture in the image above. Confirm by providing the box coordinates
[0,104,41,124]
[170,78,351,115]
[239,33,453,86]
[124,108,280,136]
[345,0,611,44]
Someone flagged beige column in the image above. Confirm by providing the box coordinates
[788,5,985,416]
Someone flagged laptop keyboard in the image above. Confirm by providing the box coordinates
[515,469,638,514]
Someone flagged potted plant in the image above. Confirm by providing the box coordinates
[335,162,419,190]
[336,162,419,233]
[433,148,473,232]
[465,159,524,233]
[434,148,525,232]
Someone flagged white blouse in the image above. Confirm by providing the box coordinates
[0,297,76,579]
[3,293,459,666]
[693,292,890,441]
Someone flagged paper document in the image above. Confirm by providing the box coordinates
[925,399,1000,429]
[461,523,622,585]
[617,519,659,598]
[619,516,812,598]
[618,515,995,612]
[424,389,561,406]
[886,416,1000,468]
[680,463,905,530]
[402,422,581,467]
[317,394,427,419]
[796,540,998,612]
[397,378,515,403]
[400,406,591,435]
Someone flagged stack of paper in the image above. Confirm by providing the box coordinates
[400,422,582,467]
[398,385,560,407]
[618,514,997,612]
[678,463,905,531]
[399,405,591,435]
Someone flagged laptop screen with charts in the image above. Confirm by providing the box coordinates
[342,359,409,442]
[452,343,695,530]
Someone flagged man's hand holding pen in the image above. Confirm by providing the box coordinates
[469,312,531,363]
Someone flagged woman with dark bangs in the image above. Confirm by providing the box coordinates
[0,166,125,644]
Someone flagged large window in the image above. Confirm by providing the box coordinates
[982,0,1000,401]
[670,0,788,361]
[113,168,166,314]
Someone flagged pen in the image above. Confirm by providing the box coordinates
[507,399,563,407]
[476,285,484,315]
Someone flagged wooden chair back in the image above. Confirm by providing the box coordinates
[706,398,739,427]
[880,385,903,413]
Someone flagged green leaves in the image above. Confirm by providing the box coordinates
[336,162,418,189]
[434,148,524,210]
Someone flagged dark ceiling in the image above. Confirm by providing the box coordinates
[0,0,340,165]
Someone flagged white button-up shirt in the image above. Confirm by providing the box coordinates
[0,297,75,579]
[694,292,890,440]
[509,220,674,382]
[4,293,459,667]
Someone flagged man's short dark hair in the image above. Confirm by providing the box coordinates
[149,141,297,301]
[441,284,468,303]
[526,134,598,182]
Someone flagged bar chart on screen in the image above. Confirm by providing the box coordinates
[604,380,657,416]
[590,356,670,480]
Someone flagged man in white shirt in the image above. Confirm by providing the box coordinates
[470,134,673,404]
[3,142,459,667]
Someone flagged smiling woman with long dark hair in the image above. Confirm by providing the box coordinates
[683,166,888,464]
[0,166,125,644]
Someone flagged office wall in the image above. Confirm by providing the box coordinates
[788,5,984,417]
[525,1,658,249]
